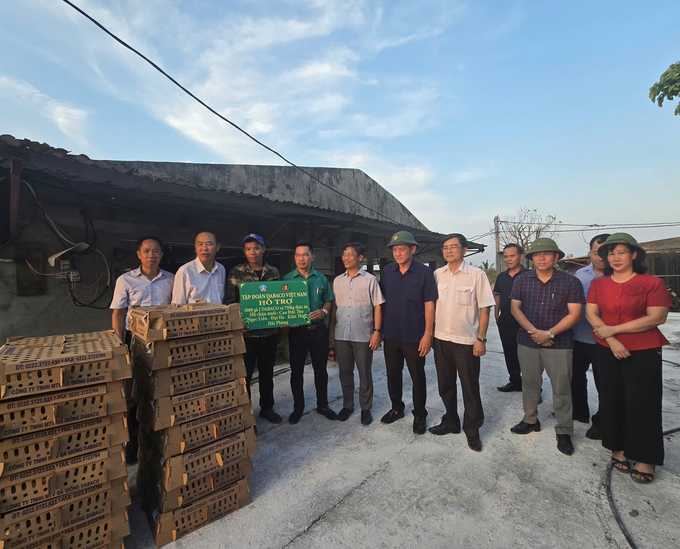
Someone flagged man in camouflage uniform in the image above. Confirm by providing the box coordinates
[225,234,283,424]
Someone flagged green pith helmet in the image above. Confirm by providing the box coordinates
[525,237,565,260]
[387,231,419,248]
[597,233,646,262]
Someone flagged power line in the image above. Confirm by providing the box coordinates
[61,0,403,227]
[499,220,680,228]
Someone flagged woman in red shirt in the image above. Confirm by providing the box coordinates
[586,233,672,484]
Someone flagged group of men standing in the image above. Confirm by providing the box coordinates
[111,228,606,461]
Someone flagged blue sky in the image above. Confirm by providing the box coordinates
[1,0,678,262]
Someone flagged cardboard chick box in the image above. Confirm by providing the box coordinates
[127,303,243,342]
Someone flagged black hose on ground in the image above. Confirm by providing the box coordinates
[605,426,678,549]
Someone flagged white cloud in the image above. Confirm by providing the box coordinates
[6,0,464,169]
[371,26,445,52]
[0,75,90,146]
[321,147,456,232]
[319,87,441,140]
[451,167,493,185]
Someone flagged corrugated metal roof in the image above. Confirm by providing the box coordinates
[640,237,680,254]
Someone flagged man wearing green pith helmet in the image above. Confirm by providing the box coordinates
[509,238,585,456]
[379,231,438,435]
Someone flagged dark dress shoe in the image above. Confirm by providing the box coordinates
[125,440,138,464]
[317,406,338,420]
[413,417,426,435]
[556,434,574,455]
[259,409,283,424]
[585,424,602,440]
[361,410,372,425]
[497,382,522,392]
[380,409,405,424]
[428,422,461,436]
[337,408,354,422]
[467,437,482,452]
[510,420,541,434]
[289,409,303,425]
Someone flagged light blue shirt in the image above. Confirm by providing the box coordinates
[110,266,174,328]
[572,264,601,344]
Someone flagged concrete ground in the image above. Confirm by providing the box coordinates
[125,314,680,549]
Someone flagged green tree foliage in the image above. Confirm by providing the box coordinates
[650,61,680,116]
[479,260,497,285]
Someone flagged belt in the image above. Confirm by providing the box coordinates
[293,323,324,331]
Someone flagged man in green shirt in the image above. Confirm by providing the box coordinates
[283,241,338,424]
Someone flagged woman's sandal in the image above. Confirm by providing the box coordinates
[630,468,655,484]
[611,457,631,473]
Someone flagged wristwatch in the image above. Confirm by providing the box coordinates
[323,308,329,316]
[547,330,555,339]
[477,337,487,343]
[374,329,383,335]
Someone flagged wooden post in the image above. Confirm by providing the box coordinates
[9,157,23,237]
[494,215,500,273]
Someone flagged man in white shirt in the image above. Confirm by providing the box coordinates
[110,235,174,463]
[329,242,385,426]
[430,233,495,452]
[172,231,226,304]
[111,236,174,341]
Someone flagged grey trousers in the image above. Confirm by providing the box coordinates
[517,344,574,435]
[335,340,374,411]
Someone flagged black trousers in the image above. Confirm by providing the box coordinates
[497,324,521,386]
[597,345,664,465]
[244,334,279,412]
[124,331,139,445]
[384,339,427,419]
[571,340,601,424]
[433,338,484,438]
[288,324,330,411]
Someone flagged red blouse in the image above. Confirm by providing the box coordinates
[587,274,672,350]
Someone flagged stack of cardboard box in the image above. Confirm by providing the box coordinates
[128,303,257,548]
[0,331,132,549]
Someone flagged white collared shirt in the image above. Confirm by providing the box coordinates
[434,260,495,345]
[172,257,226,305]
[109,267,174,327]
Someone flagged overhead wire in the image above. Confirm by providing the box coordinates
[499,220,680,228]
[61,0,404,228]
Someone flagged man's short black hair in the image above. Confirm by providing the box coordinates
[295,240,314,253]
[442,233,468,248]
[503,243,524,255]
[196,231,219,243]
[589,233,611,251]
[344,242,365,257]
[137,236,164,251]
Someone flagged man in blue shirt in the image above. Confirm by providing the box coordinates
[283,241,338,425]
[379,231,438,434]
[571,234,609,440]
[110,236,173,464]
